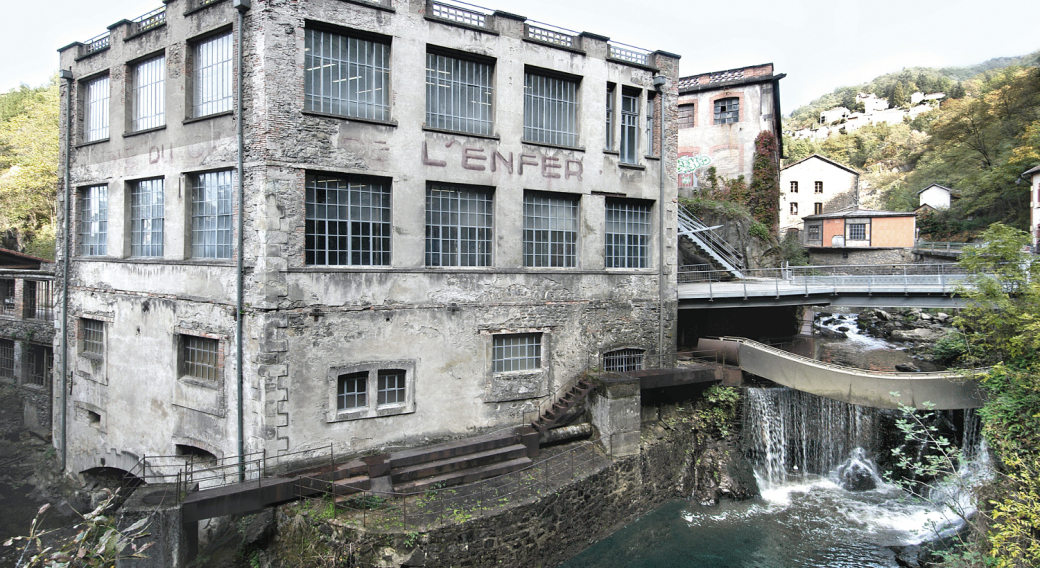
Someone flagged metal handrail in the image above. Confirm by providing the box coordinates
[916,241,974,252]
[522,373,591,430]
[677,205,746,273]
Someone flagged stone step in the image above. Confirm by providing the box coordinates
[391,444,529,484]
[332,475,372,498]
[392,456,533,493]
[388,431,520,470]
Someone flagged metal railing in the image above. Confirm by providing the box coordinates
[295,442,603,532]
[522,372,592,430]
[427,0,491,28]
[608,41,652,66]
[524,22,579,49]
[130,6,166,35]
[82,32,110,55]
[677,205,746,276]
[915,241,974,253]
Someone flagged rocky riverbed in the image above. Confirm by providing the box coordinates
[814,308,958,372]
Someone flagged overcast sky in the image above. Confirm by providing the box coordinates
[3,0,1038,114]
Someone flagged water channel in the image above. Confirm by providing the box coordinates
[561,310,987,568]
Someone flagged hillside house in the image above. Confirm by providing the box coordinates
[779,154,859,236]
[801,209,917,265]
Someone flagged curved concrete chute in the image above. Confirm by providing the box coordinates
[714,336,985,410]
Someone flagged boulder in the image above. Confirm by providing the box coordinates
[894,363,920,372]
[890,328,943,343]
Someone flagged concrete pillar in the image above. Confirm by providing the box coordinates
[589,373,641,458]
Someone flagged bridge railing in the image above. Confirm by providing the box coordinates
[915,241,975,253]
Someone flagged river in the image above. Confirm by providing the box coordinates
[561,310,985,568]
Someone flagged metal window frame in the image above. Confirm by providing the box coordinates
[645,92,655,156]
[605,199,651,268]
[0,338,13,379]
[425,52,493,135]
[602,348,644,372]
[848,223,867,241]
[305,29,391,121]
[79,185,108,256]
[24,280,52,321]
[605,83,615,150]
[0,279,14,316]
[377,369,406,406]
[425,183,493,267]
[131,178,164,257]
[492,333,542,373]
[183,335,220,381]
[807,225,821,240]
[523,192,578,268]
[192,170,234,259]
[814,181,824,194]
[193,32,233,117]
[82,319,104,356]
[27,344,53,386]
[305,174,392,266]
[619,88,639,164]
[713,97,739,125]
[132,55,166,131]
[337,371,368,410]
[84,75,110,142]
[523,72,578,147]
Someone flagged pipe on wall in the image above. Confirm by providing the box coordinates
[59,68,74,473]
[654,75,667,362]
[234,0,251,481]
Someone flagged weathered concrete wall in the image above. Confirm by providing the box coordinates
[808,248,913,266]
[780,156,858,233]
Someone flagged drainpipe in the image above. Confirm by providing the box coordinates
[233,0,251,482]
[653,74,667,366]
[59,68,74,473]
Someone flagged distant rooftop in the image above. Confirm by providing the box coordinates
[677,63,783,93]
[803,208,916,221]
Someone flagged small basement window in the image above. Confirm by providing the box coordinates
[603,348,644,372]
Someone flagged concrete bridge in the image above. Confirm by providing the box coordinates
[699,337,984,410]
[678,263,971,309]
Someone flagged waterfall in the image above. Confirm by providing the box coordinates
[742,387,881,485]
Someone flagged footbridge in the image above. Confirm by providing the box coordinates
[678,263,971,309]
[699,337,984,410]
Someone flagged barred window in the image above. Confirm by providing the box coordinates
[0,279,13,316]
[82,319,104,356]
[132,55,165,131]
[0,339,13,379]
[193,33,233,117]
[646,93,656,156]
[426,53,493,135]
[131,179,164,257]
[524,72,578,147]
[80,185,108,256]
[337,371,367,411]
[790,181,798,193]
[84,75,109,142]
[620,89,639,164]
[807,225,821,240]
[713,97,739,124]
[305,29,390,121]
[27,344,52,387]
[377,369,406,406]
[305,175,391,266]
[23,281,53,321]
[605,84,615,150]
[814,202,823,215]
[603,348,643,372]
[183,336,219,381]
[523,193,578,268]
[605,200,651,268]
[678,103,695,128]
[814,181,824,194]
[849,223,867,241]
[425,183,493,267]
[492,333,541,373]
[192,171,233,259]
[790,203,798,215]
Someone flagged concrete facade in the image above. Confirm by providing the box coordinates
[0,250,55,437]
[780,154,859,235]
[675,63,784,193]
[57,0,680,476]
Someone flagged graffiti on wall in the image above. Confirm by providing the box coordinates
[677,154,712,188]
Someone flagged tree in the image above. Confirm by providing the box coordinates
[748,131,780,234]
[888,82,908,108]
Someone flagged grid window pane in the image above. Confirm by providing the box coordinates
[194,33,233,117]
[524,73,578,147]
[184,336,219,381]
[82,319,104,356]
[849,223,866,241]
[23,281,52,321]
[305,175,391,266]
[0,339,13,379]
[807,226,821,240]
[192,171,233,259]
[605,199,651,268]
[132,55,166,131]
[605,85,615,149]
[620,90,639,164]
[131,179,165,257]
[492,334,541,373]
[425,184,493,267]
[80,185,108,256]
[814,181,824,194]
[377,369,406,406]
[305,29,390,121]
[426,53,493,135]
[713,97,739,124]
[0,280,13,316]
[523,193,578,268]
[84,75,110,142]
[603,348,643,372]
[337,371,367,410]
[678,103,695,128]
[27,345,52,386]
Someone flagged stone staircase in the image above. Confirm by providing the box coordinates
[388,431,533,492]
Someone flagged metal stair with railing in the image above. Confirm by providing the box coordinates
[677,205,745,279]
[530,377,594,433]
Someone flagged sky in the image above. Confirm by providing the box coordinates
[2,0,1039,114]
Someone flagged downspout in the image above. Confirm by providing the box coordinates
[653,75,667,364]
[234,0,251,481]
[59,68,74,473]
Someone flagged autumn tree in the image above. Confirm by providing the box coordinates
[747,131,780,234]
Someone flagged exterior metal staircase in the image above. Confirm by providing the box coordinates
[677,205,745,279]
[530,377,594,433]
